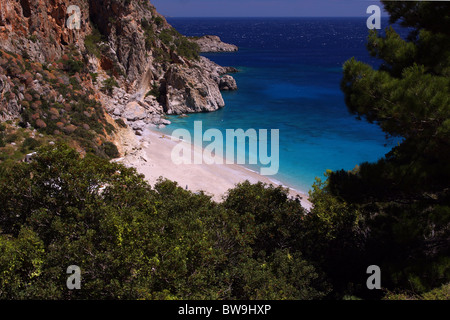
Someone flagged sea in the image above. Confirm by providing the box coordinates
[156,17,405,193]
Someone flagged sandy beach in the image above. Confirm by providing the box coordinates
[114,127,313,211]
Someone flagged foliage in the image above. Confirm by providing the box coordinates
[299,173,365,297]
[102,141,119,159]
[220,181,331,299]
[64,57,84,76]
[90,72,99,83]
[145,83,160,100]
[1,1,447,301]
[20,137,41,153]
[101,77,119,95]
[175,37,200,61]
[305,1,450,299]
[141,18,157,51]
[84,26,104,58]
[154,16,164,27]
[114,118,127,128]
[383,283,450,300]
[158,29,174,46]
[0,144,328,300]
[158,28,200,61]
[4,133,18,144]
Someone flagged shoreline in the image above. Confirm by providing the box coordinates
[115,127,313,211]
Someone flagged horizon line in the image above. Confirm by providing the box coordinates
[164,15,390,18]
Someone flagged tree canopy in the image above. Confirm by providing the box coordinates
[327,0,450,297]
[0,143,328,299]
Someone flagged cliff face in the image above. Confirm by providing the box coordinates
[0,0,91,62]
[0,0,237,138]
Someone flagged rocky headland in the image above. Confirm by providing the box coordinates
[189,35,239,53]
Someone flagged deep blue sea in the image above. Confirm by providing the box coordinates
[157,17,404,193]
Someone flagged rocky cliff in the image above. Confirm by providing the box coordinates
[0,0,237,149]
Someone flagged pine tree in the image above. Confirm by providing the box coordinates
[311,1,450,296]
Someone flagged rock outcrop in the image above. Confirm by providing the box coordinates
[0,73,21,122]
[0,0,238,137]
[0,0,91,63]
[190,35,238,53]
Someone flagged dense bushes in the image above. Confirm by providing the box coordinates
[20,137,41,153]
[142,21,200,61]
[114,118,127,128]
[102,141,119,159]
[0,126,5,147]
[84,26,104,58]
[0,144,328,300]
[175,36,200,61]
[320,0,450,299]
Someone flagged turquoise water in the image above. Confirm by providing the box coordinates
[156,18,401,193]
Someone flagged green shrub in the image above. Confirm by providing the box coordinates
[153,47,170,63]
[65,58,84,75]
[69,76,82,90]
[115,118,127,128]
[5,134,18,144]
[145,29,156,50]
[21,50,31,60]
[175,37,200,61]
[154,16,164,27]
[74,127,95,140]
[90,72,98,83]
[145,83,160,100]
[20,137,41,152]
[158,29,173,46]
[158,28,200,61]
[103,141,120,159]
[105,123,115,135]
[85,26,104,58]
[141,18,151,30]
[101,77,119,95]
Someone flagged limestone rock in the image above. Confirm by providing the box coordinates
[190,35,238,53]
[219,75,238,91]
[122,102,148,122]
[163,64,225,114]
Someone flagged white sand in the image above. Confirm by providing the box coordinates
[114,127,312,211]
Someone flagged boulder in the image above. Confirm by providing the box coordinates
[163,64,225,115]
[122,101,147,121]
[130,120,147,132]
[219,75,238,91]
